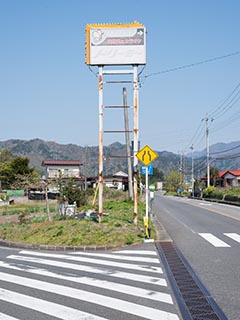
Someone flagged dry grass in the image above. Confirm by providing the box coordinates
[0,199,154,247]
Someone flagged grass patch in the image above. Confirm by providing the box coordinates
[0,203,58,216]
[0,200,155,247]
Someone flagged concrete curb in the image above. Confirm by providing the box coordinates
[152,214,173,242]
[0,239,118,251]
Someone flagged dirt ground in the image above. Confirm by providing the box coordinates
[0,214,19,224]
[0,212,50,225]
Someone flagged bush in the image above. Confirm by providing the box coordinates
[224,187,240,196]
[203,187,223,200]
[224,195,240,203]
[203,186,216,198]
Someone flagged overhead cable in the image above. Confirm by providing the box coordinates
[143,51,240,79]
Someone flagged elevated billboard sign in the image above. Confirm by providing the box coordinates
[85,21,146,66]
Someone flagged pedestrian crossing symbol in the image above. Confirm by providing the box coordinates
[136,145,158,166]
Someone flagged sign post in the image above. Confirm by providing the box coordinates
[145,165,149,219]
[85,21,146,223]
[136,145,158,239]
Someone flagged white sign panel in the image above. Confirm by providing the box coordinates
[86,23,146,65]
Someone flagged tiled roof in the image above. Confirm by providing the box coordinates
[113,171,128,177]
[219,171,228,177]
[219,170,240,177]
[42,160,82,166]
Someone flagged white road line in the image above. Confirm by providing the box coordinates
[224,233,240,243]
[0,273,179,320]
[7,255,167,286]
[113,250,157,255]
[0,313,19,320]
[70,252,160,263]
[0,288,108,320]
[19,250,162,274]
[198,233,230,247]
[0,261,170,303]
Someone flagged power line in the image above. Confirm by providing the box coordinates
[212,152,240,160]
[187,121,204,148]
[212,109,240,133]
[186,80,240,158]
[210,144,240,155]
[143,51,240,79]
[209,81,240,119]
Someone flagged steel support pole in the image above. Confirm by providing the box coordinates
[98,66,104,222]
[133,65,139,225]
[206,115,210,188]
[145,166,149,219]
[190,144,194,197]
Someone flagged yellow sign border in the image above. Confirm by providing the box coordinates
[136,145,158,166]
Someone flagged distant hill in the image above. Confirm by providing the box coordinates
[0,139,240,178]
[190,141,240,172]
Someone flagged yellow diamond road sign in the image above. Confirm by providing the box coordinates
[136,145,158,166]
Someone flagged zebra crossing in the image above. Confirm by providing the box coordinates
[198,232,240,247]
[0,247,180,320]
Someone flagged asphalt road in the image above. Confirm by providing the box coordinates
[153,194,240,320]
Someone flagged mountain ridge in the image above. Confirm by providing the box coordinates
[0,139,240,177]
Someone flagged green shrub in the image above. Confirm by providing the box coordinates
[125,234,134,245]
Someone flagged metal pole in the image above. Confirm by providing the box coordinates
[190,144,194,196]
[123,87,133,199]
[133,65,139,225]
[206,114,210,188]
[145,166,149,219]
[98,66,104,222]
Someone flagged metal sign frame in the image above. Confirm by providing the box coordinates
[86,21,146,225]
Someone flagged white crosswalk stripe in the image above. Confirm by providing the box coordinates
[198,232,240,247]
[0,248,180,320]
[70,251,160,263]
[113,249,157,255]
[0,261,170,303]
[19,250,163,273]
[0,288,108,320]
[224,233,240,243]
[199,233,230,247]
[7,254,165,285]
[0,313,19,320]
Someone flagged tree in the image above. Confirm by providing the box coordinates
[149,167,164,185]
[62,179,87,207]
[0,150,12,162]
[210,167,220,187]
[11,171,40,190]
[0,154,39,189]
[165,171,183,192]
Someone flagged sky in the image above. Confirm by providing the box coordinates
[1,0,240,154]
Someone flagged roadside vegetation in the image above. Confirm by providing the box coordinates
[164,170,240,205]
[0,150,154,247]
[202,186,240,205]
[0,190,154,247]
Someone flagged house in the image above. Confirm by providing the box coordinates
[27,160,85,200]
[41,159,86,191]
[104,171,128,190]
[42,160,83,180]
[219,170,240,187]
[90,171,129,191]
